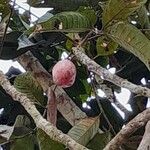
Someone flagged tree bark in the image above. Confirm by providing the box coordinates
[72,47,150,98]
[137,121,150,150]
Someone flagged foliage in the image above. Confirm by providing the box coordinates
[0,0,150,149]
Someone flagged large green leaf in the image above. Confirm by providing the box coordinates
[14,72,45,105]
[37,128,65,150]
[38,11,92,32]
[77,6,97,26]
[10,115,37,150]
[68,117,99,146]
[108,21,150,71]
[10,135,35,150]
[102,0,147,27]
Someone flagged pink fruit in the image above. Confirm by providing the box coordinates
[52,59,76,88]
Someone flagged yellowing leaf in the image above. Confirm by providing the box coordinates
[102,0,147,27]
[108,21,150,71]
[68,117,99,146]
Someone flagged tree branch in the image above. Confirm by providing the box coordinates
[16,51,87,126]
[137,121,150,150]
[72,47,150,98]
[103,108,150,150]
[0,71,89,150]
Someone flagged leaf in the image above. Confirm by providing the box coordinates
[102,0,147,27]
[10,134,35,150]
[47,88,57,126]
[39,11,92,32]
[9,11,28,32]
[108,21,150,71]
[77,6,97,26]
[9,115,37,150]
[87,132,112,150]
[0,31,29,60]
[14,72,45,105]
[68,117,99,146]
[13,115,31,128]
[65,65,91,102]
[37,128,65,150]
[96,36,118,56]
[17,34,37,51]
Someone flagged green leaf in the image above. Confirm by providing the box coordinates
[13,115,31,128]
[10,115,36,150]
[0,31,29,60]
[102,0,147,27]
[77,6,97,26]
[96,36,118,56]
[65,65,91,102]
[87,132,112,150]
[68,117,99,146]
[39,11,92,32]
[10,134,35,150]
[108,21,150,71]
[9,11,28,32]
[37,128,65,150]
[14,72,45,105]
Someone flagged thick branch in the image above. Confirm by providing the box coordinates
[72,47,150,98]
[137,121,150,150]
[103,108,150,150]
[0,71,89,150]
[17,52,87,125]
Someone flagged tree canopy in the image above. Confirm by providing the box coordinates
[0,0,150,150]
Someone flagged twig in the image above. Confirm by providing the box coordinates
[79,30,94,46]
[0,71,89,150]
[91,81,116,135]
